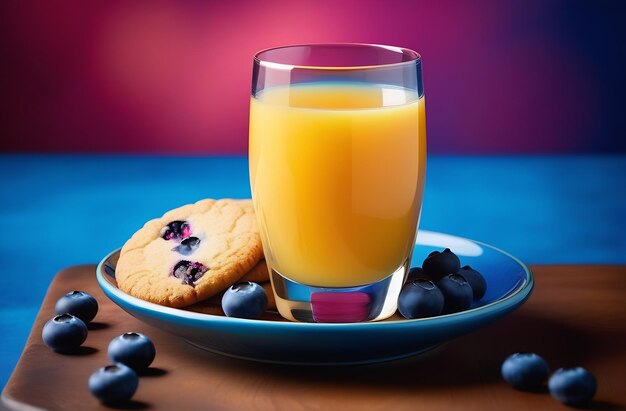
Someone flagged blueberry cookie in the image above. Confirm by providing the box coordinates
[239,259,269,283]
[116,199,263,307]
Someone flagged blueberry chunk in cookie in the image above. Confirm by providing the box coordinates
[172,261,208,286]
[173,236,201,256]
[160,221,191,241]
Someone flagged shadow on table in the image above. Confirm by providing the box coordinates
[192,310,606,391]
[581,401,622,411]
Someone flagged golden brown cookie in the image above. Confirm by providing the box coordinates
[116,199,263,308]
[239,260,269,283]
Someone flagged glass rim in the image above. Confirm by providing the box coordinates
[253,43,421,71]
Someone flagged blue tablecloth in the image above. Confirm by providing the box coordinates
[1,154,624,388]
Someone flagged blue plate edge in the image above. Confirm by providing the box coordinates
[95,231,534,331]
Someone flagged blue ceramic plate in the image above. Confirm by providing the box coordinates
[96,230,533,365]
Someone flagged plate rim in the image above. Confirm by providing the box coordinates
[96,230,533,329]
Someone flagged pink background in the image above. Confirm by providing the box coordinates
[1,0,624,154]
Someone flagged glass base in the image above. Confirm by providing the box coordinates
[269,260,409,323]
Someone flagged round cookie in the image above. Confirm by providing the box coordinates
[116,199,263,308]
[239,260,269,283]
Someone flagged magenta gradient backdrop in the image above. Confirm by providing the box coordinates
[1,1,624,154]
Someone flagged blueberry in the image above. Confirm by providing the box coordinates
[222,282,268,319]
[407,267,426,282]
[457,266,487,300]
[88,364,138,404]
[422,248,461,280]
[54,291,98,323]
[108,332,156,371]
[160,220,191,241]
[42,314,88,352]
[436,274,473,313]
[501,352,550,390]
[172,260,208,286]
[173,236,201,256]
[549,367,597,406]
[398,279,444,319]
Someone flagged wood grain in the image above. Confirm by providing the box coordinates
[2,265,625,410]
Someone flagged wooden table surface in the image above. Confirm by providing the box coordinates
[2,265,625,410]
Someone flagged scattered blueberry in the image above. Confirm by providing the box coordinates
[160,220,191,241]
[55,291,99,323]
[222,282,268,319]
[42,314,88,352]
[436,274,473,313]
[88,364,139,404]
[422,248,461,280]
[108,332,156,371]
[548,367,597,406]
[173,236,201,256]
[407,267,426,282]
[501,353,550,390]
[457,266,487,300]
[398,279,444,319]
[172,260,208,286]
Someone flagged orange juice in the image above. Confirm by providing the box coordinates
[249,83,426,287]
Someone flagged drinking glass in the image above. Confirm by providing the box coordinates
[249,44,426,322]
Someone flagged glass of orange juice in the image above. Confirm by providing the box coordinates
[249,44,426,322]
